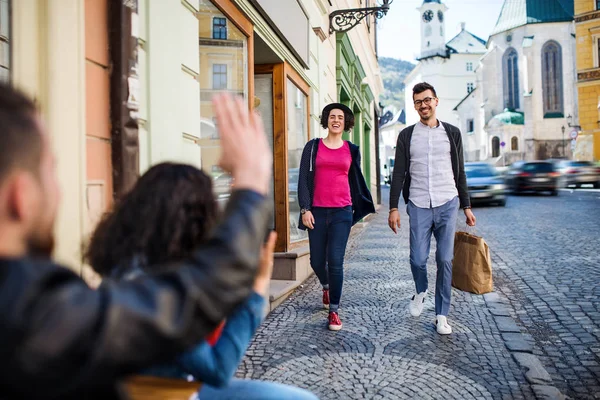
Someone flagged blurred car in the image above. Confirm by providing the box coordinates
[555,160,600,188]
[464,162,507,206]
[505,161,561,195]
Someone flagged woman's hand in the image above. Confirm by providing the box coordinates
[253,232,277,297]
[302,211,315,230]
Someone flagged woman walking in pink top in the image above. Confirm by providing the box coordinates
[297,103,375,331]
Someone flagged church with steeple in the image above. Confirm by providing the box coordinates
[454,0,575,163]
[404,0,487,126]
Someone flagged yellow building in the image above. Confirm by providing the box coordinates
[575,0,600,161]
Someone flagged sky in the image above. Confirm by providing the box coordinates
[377,0,506,61]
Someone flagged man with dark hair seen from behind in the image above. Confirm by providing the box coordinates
[388,82,476,335]
[0,82,275,399]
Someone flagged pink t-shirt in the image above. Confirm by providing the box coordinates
[312,140,352,208]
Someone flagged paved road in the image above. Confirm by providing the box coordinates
[238,188,599,399]
[473,188,600,399]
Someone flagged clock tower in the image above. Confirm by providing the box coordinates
[418,0,448,59]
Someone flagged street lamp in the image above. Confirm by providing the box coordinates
[561,125,565,158]
[329,0,393,34]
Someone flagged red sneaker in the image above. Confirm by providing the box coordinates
[328,311,342,331]
[322,289,330,310]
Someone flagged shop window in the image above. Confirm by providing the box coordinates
[287,79,308,243]
[0,0,10,82]
[212,17,227,40]
[198,0,248,207]
[212,64,227,90]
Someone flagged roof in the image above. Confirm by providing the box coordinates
[490,0,574,36]
[492,108,525,125]
[446,29,487,54]
[422,0,442,3]
[453,88,477,111]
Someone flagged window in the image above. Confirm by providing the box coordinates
[597,37,600,67]
[503,48,520,109]
[212,17,227,40]
[542,41,563,117]
[511,136,519,151]
[212,64,227,90]
[197,0,248,208]
[467,82,474,93]
[425,25,432,37]
[467,119,474,133]
[0,0,10,82]
[597,0,600,10]
[466,62,473,72]
[287,80,308,243]
[492,136,500,158]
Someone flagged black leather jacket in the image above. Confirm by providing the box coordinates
[0,190,270,399]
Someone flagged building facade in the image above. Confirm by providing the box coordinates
[404,0,486,126]
[575,0,600,161]
[456,0,577,163]
[5,0,383,291]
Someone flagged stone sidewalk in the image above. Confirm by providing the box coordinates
[238,199,564,399]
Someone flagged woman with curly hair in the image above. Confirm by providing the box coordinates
[86,162,317,400]
[297,103,375,331]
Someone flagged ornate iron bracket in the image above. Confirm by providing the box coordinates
[329,1,392,34]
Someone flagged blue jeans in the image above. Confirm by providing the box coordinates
[406,197,459,316]
[308,206,353,312]
[198,378,318,399]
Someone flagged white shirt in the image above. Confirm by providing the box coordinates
[409,121,458,208]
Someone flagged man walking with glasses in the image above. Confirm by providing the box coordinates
[388,82,476,335]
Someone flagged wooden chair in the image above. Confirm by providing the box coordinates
[124,375,202,400]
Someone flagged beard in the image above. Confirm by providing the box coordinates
[27,231,55,258]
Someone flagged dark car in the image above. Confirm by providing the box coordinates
[464,162,507,206]
[505,161,561,195]
[556,160,600,188]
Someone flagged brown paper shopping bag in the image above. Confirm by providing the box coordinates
[452,231,493,294]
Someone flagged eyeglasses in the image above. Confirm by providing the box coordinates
[414,97,435,107]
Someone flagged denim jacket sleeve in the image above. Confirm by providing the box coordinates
[176,291,266,387]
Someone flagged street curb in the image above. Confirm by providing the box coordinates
[483,292,570,400]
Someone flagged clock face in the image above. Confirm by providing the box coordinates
[438,10,444,22]
[422,10,434,23]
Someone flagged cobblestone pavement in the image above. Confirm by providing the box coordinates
[235,187,586,399]
[470,189,600,399]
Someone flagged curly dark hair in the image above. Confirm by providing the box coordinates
[320,107,355,131]
[85,162,218,277]
[412,82,437,99]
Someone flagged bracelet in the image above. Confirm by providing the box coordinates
[389,208,398,213]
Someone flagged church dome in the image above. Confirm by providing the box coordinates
[492,108,525,125]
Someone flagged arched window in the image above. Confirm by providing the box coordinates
[503,48,519,110]
[511,136,519,151]
[492,136,500,157]
[542,41,563,116]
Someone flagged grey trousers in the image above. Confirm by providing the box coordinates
[406,196,459,316]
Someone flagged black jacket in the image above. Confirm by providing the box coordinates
[0,190,270,400]
[297,138,375,229]
[389,122,471,210]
